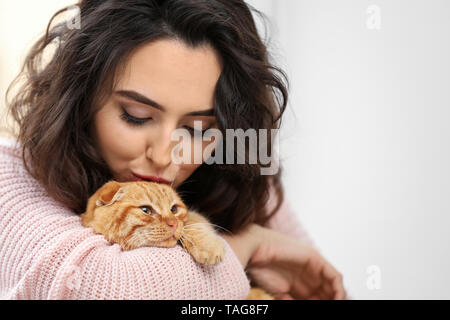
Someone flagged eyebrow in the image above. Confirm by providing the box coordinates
[115,90,216,117]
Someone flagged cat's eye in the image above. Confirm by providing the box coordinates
[170,205,178,214]
[141,206,157,216]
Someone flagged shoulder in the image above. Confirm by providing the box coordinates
[0,136,29,186]
[0,135,65,216]
[0,135,22,160]
[0,135,40,190]
[0,136,251,299]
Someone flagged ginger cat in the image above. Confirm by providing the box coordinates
[80,180,273,299]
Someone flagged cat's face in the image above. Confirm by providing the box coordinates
[83,180,189,250]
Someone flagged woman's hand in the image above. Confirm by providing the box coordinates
[222,224,347,300]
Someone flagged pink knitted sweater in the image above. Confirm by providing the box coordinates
[0,136,316,300]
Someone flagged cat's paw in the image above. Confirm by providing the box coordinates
[187,235,226,265]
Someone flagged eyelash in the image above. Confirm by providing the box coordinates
[120,110,149,126]
[120,109,210,134]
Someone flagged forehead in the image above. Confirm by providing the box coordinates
[123,182,178,202]
[115,38,223,117]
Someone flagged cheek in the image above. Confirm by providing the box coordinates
[171,138,215,187]
[179,137,216,163]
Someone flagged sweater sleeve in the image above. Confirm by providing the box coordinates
[0,138,250,300]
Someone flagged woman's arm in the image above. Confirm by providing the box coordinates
[220,182,320,271]
[235,184,351,300]
[0,146,250,300]
[221,224,260,268]
[223,183,351,300]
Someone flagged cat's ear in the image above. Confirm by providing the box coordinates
[95,181,127,207]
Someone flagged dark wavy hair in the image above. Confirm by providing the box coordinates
[5,0,289,233]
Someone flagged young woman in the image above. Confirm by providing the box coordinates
[0,0,348,299]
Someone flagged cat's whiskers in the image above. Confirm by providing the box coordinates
[142,231,172,243]
[179,233,197,249]
[178,236,186,248]
[126,232,148,249]
[139,231,156,241]
[141,227,169,240]
[182,224,213,233]
[88,180,226,261]
[183,222,232,235]
[170,167,181,189]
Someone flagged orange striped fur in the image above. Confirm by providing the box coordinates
[81,180,274,299]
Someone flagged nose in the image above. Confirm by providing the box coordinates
[149,147,172,170]
[147,127,176,170]
[165,218,178,234]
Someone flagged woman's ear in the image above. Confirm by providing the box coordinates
[95,180,127,207]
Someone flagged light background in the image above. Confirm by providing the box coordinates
[1,0,449,299]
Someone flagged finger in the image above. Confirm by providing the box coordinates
[301,254,323,290]
[320,268,334,298]
[294,263,330,300]
[322,261,341,282]
[277,292,295,300]
[292,278,313,300]
[343,289,350,300]
[316,283,332,300]
[247,267,290,294]
[324,283,334,299]
[334,290,345,300]
[304,261,336,300]
[320,262,345,300]
[332,275,346,300]
[319,291,330,300]
[293,255,325,300]
[311,284,329,300]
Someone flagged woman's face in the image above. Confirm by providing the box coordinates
[93,39,222,188]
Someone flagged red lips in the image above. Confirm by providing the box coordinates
[131,172,171,184]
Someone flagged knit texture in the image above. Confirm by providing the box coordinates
[0,136,322,300]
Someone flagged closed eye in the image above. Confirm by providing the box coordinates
[120,108,152,126]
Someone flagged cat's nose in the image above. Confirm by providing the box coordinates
[165,218,178,234]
